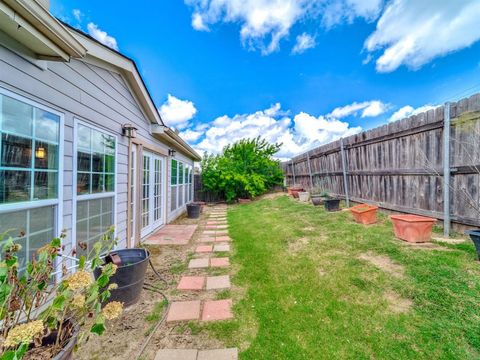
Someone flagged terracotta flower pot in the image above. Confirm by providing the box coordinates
[350,204,378,225]
[288,187,304,198]
[390,214,436,243]
[238,198,252,204]
[311,196,328,206]
[298,192,310,202]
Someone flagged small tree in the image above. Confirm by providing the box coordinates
[201,138,284,202]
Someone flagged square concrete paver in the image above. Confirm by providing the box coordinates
[189,258,209,269]
[210,257,230,267]
[215,236,231,242]
[213,244,230,252]
[155,349,198,360]
[203,230,216,235]
[196,245,213,253]
[166,301,201,322]
[145,225,198,245]
[198,237,215,243]
[177,276,205,290]
[202,299,233,321]
[197,348,238,360]
[206,275,230,290]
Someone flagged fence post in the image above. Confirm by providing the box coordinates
[291,159,296,186]
[306,151,313,189]
[340,138,350,208]
[443,102,451,237]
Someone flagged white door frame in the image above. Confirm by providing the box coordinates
[140,151,166,238]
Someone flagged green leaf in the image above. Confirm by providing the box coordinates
[52,295,66,311]
[96,274,110,288]
[78,256,86,270]
[90,322,106,335]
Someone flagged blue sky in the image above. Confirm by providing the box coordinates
[51,0,480,159]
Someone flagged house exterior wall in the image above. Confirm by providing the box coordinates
[0,38,194,261]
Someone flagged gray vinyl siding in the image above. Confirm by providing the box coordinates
[0,39,194,254]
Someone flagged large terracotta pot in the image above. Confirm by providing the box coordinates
[350,204,378,225]
[289,188,303,198]
[390,214,436,243]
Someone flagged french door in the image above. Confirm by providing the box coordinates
[140,152,165,238]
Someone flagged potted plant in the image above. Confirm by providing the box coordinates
[311,189,330,206]
[298,191,310,202]
[350,204,378,225]
[465,230,480,260]
[0,229,122,359]
[288,184,304,199]
[186,202,201,218]
[193,201,206,213]
[323,192,341,212]
[390,214,436,243]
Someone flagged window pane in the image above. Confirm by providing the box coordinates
[34,141,58,170]
[89,198,101,217]
[35,109,59,143]
[2,96,33,136]
[92,130,105,153]
[29,230,53,261]
[171,160,177,185]
[179,163,184,184]
[30,206,54,233]
[77,200,88,220]
[77,125,91,150]
[91,173,104,193]
[105,174,114,192]
[34,171,57,200]
[77,173,90,195]
[77,151,91,172]
[104,135,115,155]
[0,209,27,237]
[0,170,31,203]
[105,154,114,173]
[1,133,32,168]
[92,153,104,172]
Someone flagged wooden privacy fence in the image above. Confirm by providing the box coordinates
[282,93,480,233]
[194,174,225,203]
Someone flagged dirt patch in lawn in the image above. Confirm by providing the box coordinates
[384,290,413,313]
[358,252,405,279]
[399,242,453,251]
[288,237,310,253]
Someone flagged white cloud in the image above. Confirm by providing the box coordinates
[185,0,480,71]
[292,33,316,54]
[365,0,480,72]
[185,102,370,160]
[159,94,198,130]
[329,100,388,118]
[87,23,119,50]
[388,104,437,123]
[179,129,203,142]
[72,9,83,22]
[185,0,382,55]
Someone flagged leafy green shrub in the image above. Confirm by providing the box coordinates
[201,138,284,202]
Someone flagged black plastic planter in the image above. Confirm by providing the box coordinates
[186,203,201,219]
[324,199,340,212]
[95,248,150,307]
[465,230,480,260]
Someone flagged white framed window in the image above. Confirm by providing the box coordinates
[73,120,116,258]
[0,88,63,272]
[170,159,193,211]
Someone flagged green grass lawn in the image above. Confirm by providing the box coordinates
[206,195,480,360]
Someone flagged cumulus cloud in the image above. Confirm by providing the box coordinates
[292,33,316,54]
[185,0,480,71]
[159,94,198,130]
[185,0,381,55]
[192,13,210,31]
[329,100,388,118]
[87,23,119,50]
[184,100,388,160]
[365,0,480,72]
[388,104,437,123]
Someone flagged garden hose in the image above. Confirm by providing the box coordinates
[134,258,170,360]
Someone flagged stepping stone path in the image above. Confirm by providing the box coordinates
[160,205,238,358]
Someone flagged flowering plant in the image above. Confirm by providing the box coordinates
[0,227,123,359]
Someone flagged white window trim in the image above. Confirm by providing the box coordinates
[0,87,64,273]
[72,118,118,257]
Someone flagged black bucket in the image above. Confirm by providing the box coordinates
[324,199,341,212]
[465,230,480,260]
[187,203,201,219]
[94,248,150,307]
